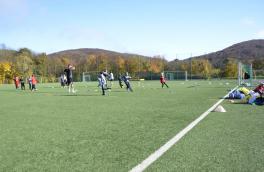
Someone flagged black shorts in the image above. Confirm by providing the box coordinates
[66,78,73,85]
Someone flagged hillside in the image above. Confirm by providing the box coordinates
[187,39,264,67]
[49,40,264,67]
[48,48,150,61]
[0,49,17,61]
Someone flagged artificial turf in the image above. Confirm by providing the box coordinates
[1,80,260,172]
[146,85,264,172]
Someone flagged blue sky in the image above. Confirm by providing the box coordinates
[0,0,264,60]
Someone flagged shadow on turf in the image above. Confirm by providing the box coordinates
[110,90,128,92]
[55,94,102,97]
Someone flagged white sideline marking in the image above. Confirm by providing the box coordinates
[130,86,238,172]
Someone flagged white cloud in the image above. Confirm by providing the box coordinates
[256,30,264,38]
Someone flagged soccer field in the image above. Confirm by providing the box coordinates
[0,80,263,172]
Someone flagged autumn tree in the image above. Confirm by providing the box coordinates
[0,62,12,83]
[222,58,238,78]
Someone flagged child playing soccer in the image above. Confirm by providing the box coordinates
[122,72,133,92]
[118,74,124,88]
[31,75,37,91]
[28,76,32,90]
[19,77,25,90]
[14,76,19,89]
[99,71,107,95]
[108,71,114,89]
[160,73,169,88]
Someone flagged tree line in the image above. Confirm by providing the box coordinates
[1,47,263,83]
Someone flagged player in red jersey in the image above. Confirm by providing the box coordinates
[160,73,169,88]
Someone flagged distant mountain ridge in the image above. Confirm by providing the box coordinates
[48,40,264,66]
[188,39,264,66]
[48,48,150,60]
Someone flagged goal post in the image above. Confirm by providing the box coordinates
[238,62,253,86]
[82,71,99,82]
[163,71,188,81]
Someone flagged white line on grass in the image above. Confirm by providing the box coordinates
[130,86,238,172]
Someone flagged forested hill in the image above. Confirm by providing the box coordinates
[186,39,264,67]
[48,48,150,61]
[1,39,264,83]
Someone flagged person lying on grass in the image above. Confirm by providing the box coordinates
[230,82,264,105]
[248,82,264,104]
[228,87,250,99]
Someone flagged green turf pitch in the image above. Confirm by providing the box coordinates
[0,80,263,171]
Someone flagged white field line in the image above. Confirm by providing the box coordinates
[130,86,238,172]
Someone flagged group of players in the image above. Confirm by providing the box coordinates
[60,64,135,95]
[61,64,169,96]
[229,82,264,105]
[14,64,169,95]
[13,75,37,91]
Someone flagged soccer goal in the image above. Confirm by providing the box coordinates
[238,62,253,86]
[164,71,188,81]
[82,71,99,82]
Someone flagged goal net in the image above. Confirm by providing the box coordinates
[164,71,188,81]
[82,71,99,82]
[238,62,253,86]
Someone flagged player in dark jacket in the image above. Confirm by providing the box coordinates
[122,73,133,92]
[118,74,124,88]
[19,77,25,90]
[64,64,76,93]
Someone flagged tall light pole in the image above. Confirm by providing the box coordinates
[190,53,192,80]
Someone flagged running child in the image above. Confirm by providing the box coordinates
[60,74,66,88]
[99,71,107,95]
[108,71,114,89]
[118,74,123,88]
[31,75,37,91]
[19,77,25,90]
[122,72,133,92]
[160,72,169,88]
[14,76,20,89]
[28,76,32,90]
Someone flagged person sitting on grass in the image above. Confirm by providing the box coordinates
[160,72,169,88]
